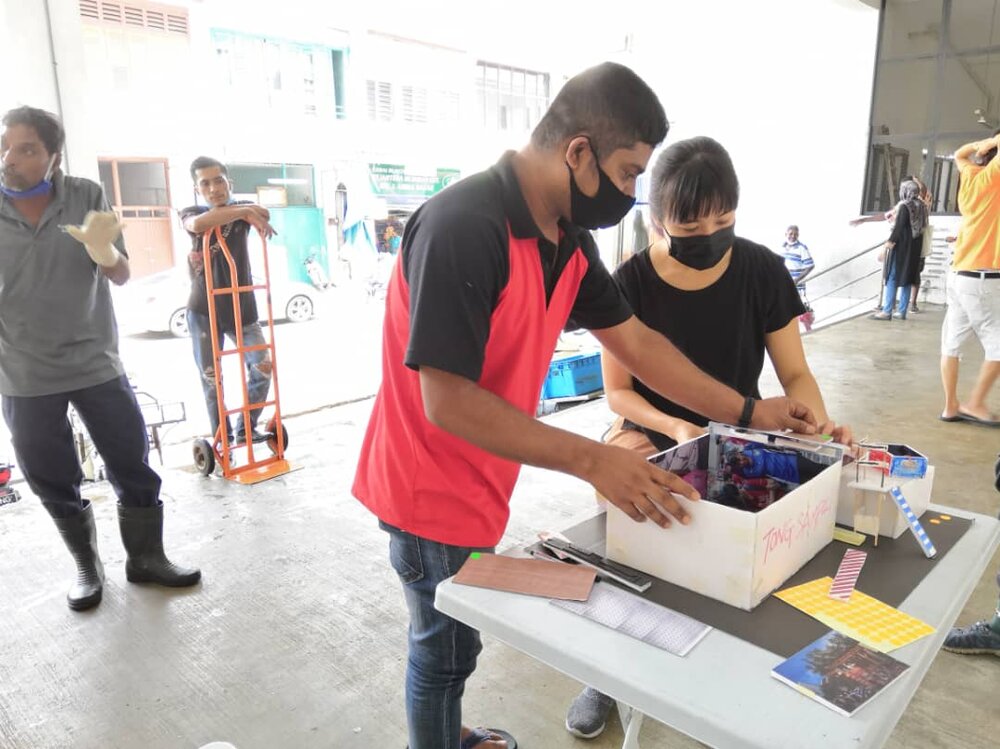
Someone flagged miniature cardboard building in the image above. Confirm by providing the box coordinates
[606,424,844,611]
[836,443,934,542]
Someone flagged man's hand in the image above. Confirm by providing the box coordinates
[583,443,700,528]
[975,134,1000,157]
[241,204,271,223]
[791,421,854,446]
[242,205,277,240]
[63,211,122,267]
[819,420,854,446]
[749,396,816,434]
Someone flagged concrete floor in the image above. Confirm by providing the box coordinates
[1,304,998,749]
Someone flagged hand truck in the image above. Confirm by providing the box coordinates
[191,227,291,484]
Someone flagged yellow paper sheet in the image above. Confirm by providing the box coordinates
[774,577,935,652]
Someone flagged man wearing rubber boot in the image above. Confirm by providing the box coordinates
[353,63,816,749]
[0,107,200,611]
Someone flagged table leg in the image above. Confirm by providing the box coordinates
[616,701,644,749]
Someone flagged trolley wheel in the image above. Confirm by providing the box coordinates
[265,417,289,454]
[193,439,215,476]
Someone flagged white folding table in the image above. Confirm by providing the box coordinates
[436,504,999,749]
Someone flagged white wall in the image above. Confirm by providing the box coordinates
[628,0,880,266]
[0,0,98,181]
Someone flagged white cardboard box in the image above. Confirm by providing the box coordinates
[836,464,935,539]
[606,426,844,611]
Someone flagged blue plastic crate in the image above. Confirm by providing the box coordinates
[541,352,603,399]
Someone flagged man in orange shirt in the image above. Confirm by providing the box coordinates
[940,130,1000,427]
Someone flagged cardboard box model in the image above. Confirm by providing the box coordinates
[837,443,934,541]
[606,424,844,611]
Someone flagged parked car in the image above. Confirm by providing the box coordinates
[130,270,317,337]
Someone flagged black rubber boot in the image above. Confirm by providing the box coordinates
[118,502,201,587]
[52,502,105,611]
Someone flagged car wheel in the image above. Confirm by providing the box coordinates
[285,294,313,322]
[169,308,190,337]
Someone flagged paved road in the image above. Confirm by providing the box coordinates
[0,283,386,467]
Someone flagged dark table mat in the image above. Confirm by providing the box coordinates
[531,511,972,657]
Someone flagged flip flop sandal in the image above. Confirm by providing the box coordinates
[461,727,518,749]
[958,411,1000,427]
[938,414,964,422]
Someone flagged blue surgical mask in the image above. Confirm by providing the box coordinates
[0,154,58,199]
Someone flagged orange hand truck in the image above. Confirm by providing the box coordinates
[191,226,291,484]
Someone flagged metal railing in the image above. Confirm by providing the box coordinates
[802,241,885,330]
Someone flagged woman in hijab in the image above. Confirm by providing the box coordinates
[871,179,928,320]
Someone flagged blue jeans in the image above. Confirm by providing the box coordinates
[2,375,160,518]
[187,310,270,439]
[882,263,912,318]
[381,521,494,749]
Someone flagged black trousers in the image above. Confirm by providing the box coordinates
[2,375,160,518]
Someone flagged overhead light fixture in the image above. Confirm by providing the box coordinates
[974,108,998,128]
[267,178,308,185]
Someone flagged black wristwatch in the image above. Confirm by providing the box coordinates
[738,396,756,428]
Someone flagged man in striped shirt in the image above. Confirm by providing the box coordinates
[781,225,815,292]
[781,225,815,330]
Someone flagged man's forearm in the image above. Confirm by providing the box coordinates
[186,205,246,234]
[596,319,744,424]
[955,134,1000,169]
[955,142,979,160]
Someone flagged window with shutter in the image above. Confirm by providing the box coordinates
[367,80,394,122]
[403,86,428,123]
[78,0,188,37]
[476,61,549,132]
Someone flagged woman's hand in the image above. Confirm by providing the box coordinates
[671,421,707,445]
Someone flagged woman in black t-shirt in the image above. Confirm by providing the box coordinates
[602,136,852,455]
[566,136,854,740]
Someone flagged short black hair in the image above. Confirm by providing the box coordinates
[649,136,740,226]
[1,106,65,157]
[787,224,799,233]
[530,62,668,157]
[190,156,228,181]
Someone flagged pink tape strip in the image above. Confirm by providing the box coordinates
[829,549,867,601]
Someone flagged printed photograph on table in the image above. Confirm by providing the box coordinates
[771,630,909,717]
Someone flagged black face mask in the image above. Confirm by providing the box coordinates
[666,224,736,270]
[567,144,636,230]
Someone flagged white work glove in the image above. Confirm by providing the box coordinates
[63,211,122,267]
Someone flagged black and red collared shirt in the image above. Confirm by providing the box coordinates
[352,151,633,547]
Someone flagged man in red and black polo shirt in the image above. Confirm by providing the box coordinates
[353,62,816,749]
